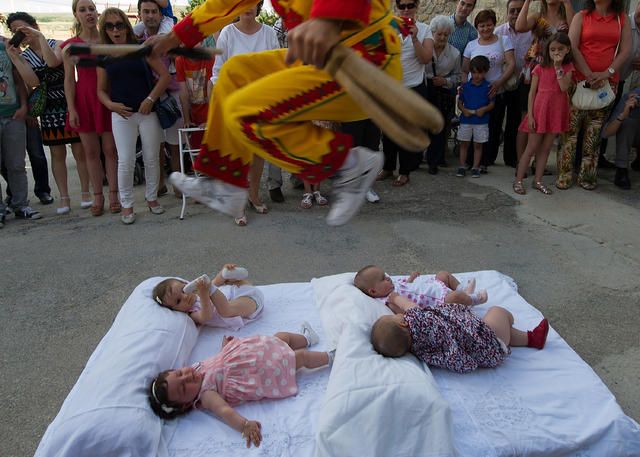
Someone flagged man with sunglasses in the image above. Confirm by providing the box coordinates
[494,0,532,167]
[150,0,403,226]
[449,0,478,58]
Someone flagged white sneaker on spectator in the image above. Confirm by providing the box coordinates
[169,172,247,218]
[327,147,383,226]
[366,188,380,203]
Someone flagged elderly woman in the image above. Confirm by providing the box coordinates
[462,9,516,172]
[424,15,462,174]
[558,0,631,190]
[378,0,433,186]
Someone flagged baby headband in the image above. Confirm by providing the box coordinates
[151,379,176,414]
[154,295,163,305]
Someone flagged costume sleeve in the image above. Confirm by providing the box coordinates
[173,0,259,48]
[174,57,185,82]
[310,0,371,26]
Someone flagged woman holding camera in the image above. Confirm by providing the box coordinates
[97,8,169,225]
[557,0,630,190]
[6,12,91,215]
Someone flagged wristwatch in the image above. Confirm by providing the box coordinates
[607,67,616,76]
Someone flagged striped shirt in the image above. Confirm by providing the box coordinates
[448,15,478,58]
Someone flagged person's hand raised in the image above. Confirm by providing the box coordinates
[285,18,342,68]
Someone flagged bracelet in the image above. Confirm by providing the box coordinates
[616,116,625,122]
[240,420,249,438]
[146,96,156,103]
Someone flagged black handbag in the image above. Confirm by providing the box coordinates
[143,61,181,129]
[155,94,181,129]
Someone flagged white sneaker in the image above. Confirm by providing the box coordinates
[169,172,247,218]
[366,189,380,203]
[300,321,319,347]
[326,147,383,226]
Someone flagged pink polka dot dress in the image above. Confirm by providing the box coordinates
[195,336,298,406]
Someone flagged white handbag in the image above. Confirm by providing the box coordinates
[571,80,615,110]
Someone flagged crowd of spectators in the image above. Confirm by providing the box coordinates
[1,0,639,229]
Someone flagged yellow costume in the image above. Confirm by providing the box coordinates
[173,0,401,186]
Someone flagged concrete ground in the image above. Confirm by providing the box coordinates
[1,150,639,457]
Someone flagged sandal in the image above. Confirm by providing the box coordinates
[513,180,526,195]
[109,190,121,214]
[80,192,93,209]
[313,191,328,206]
[392,175,410,187]
[57,196,71,215]
[234,213,247,226]
[376,170,393,181]
[91,193,104,217]
[300,193,313,209]
[248,199,269,214]
[532,181,553,195]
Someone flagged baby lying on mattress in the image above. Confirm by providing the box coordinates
[148,323,334,449]
[153,264,263,330]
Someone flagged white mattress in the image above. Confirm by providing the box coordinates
[165,271,640,457]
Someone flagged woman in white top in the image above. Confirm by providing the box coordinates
[210,2,279,226]
[424,15,462,174]
[462,9,516,171]
[378,0,433,187]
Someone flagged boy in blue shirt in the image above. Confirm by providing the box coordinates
[456,56,494,178]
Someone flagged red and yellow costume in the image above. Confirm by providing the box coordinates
[173,0,401,187]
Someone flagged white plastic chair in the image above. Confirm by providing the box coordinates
[177,127,206,220]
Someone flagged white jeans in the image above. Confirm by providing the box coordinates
[112,112,162,209]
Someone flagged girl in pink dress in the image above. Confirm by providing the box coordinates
[514,32,575,195]
[148,325,333,448]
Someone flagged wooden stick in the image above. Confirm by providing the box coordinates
[325,45,444,142]
[63,43,222,59]
[334,66,431,151]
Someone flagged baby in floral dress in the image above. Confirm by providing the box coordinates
[354,265,488,312]
[371,299,549,373]
[148,323,333,448]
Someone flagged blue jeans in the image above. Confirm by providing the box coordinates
[0,118,28,213]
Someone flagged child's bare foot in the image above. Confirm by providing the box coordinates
[527,318,549,349]
[463,278,476,295]
[470,289,487,306]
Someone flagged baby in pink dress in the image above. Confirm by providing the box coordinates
[354,265,487,313]
[153,264,263,330]
[148,323,333,448]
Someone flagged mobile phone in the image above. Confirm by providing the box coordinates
[8,31,26,48]
[405,17,415,28]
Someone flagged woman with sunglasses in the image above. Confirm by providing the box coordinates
[5,12,91,215]
[96,8,169,225]
[63,0,120,217]
[377,0,432,187]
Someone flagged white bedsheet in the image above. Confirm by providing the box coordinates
[165,282,331,457]
[166,271,640,456]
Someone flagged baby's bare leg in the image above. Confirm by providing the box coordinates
[482,306,528,347]
[274,332,308,350]
[445,290,472,305]
[294,349,329,370]
[212,291,257,318]
[435,271,459,290]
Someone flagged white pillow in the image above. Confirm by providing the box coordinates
[35,277,199,457]
[311,272,392,348]
[315,324,456,457]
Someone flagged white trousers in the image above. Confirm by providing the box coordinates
[112,112,163,209]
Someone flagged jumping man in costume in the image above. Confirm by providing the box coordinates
[151,0,402,225]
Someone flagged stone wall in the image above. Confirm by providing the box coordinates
[416,0,509,26]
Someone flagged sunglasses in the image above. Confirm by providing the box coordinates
[104,22,126,31]
[397,2,417,10]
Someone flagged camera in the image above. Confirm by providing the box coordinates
[8,31,26,48]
